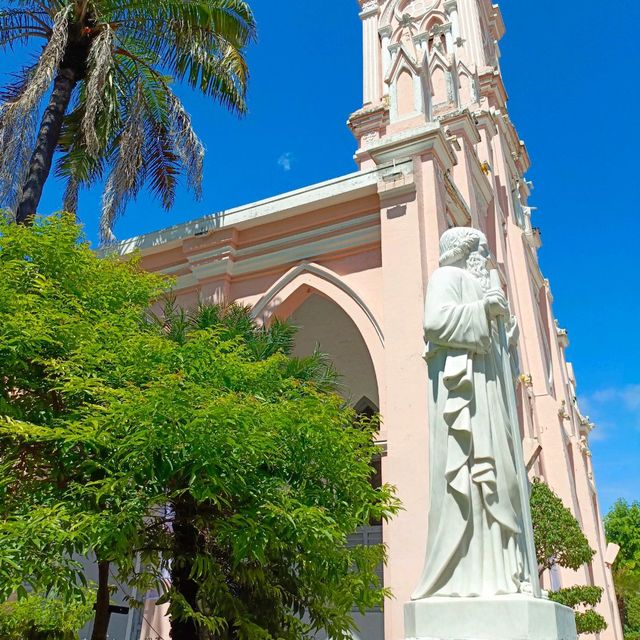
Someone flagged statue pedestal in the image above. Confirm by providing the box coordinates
[404,595,576,640]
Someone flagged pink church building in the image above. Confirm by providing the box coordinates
[116,2,622,639]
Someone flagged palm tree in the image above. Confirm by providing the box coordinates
[0,0,255,240]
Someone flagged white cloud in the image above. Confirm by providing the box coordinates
[583,384,640,412]
[621,384,640,410]
[591,388,617,404]
[277,152,294,172]
[578,384,640,437]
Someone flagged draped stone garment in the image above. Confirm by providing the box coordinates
[412,266,528,599]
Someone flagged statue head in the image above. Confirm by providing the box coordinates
[439,227,491,289]
[439,227,488,266]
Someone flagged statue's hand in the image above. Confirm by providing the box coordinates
[484,288,509,319]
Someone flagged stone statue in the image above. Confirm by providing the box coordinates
[412,226,536,599]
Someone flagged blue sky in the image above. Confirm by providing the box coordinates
[2,1,638,512]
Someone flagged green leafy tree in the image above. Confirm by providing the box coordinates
[605,500,640,640]
[0,590,95,640]
[548,586,606,635]
[0,213,166,640]
[530,480,606,635]
[0,0,255,239]
[0,215,399,640]
[606,500,640,573]
[530,479,595,576]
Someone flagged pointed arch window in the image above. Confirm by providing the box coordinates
[354,396,383,495]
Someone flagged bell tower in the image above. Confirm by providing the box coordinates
[350,0,506,163]
[346,4,624,640]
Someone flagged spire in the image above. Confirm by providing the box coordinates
[350,0,506,159]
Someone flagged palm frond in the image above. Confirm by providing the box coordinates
[166,90,204,199]
[0,7,51,50]
[109,0,255,109]
[249,318,297,360]
[283,349,342,394]
[100,85,145,242]
[172,38,249,112]
[190,302,223,331]
[82,25,115,157]
[149,295,191,345]
[122,42,205,194]
[0,4,72,210]
[111,42,205,203]
[144,117,179,210]
[0,61,37,103]
[2,4,69,108]
[56,93,111,188]
[106,0,256,50]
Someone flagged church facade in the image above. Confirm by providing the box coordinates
[117,2,622,639]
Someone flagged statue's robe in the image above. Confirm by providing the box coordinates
[412,265,527,599]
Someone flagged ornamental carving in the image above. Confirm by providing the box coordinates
[361,0,378,13]
[380,0,441,28]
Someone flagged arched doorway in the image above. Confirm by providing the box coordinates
[287,293,385,640]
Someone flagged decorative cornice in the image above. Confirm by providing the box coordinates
[478,68,508,110]
[377,159,416,201]
[440,110,482,145]
[360,0,379,18]
[110,168,391,257]
[364,123,458,170]
[472,109,498,137]
[173,214,382,285]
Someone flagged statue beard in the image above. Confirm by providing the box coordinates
[466,251,491,292]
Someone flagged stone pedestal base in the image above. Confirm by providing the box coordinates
[404,595,576,640]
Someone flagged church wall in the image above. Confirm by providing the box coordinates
[349,1,621,637]
[112,2,622,639]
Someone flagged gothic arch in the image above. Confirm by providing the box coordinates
[251,263,385,405]
[420,12,447,34]
[380,0,404,28]
[385,45,424,120]
[457,61,477,106]
[428,49,452,105]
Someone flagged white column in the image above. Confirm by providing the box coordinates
[459,0,485,68]
[415,34,428,59]
[380,25,392,94]
[360,1,381,105]
[445,28,454,53]
[445,0,460,43]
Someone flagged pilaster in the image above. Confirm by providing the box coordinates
[360,1,382,105]
[376,159,429,640]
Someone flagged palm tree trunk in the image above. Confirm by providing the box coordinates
[15,67,77,225]
[170,497,200,640]
[91,560,112,640]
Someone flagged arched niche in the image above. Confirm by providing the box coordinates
[252,264,385,409]
[397,68,415,117]
[289,294,379,409]
[430,63,447,104]
[457,62,477,107]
